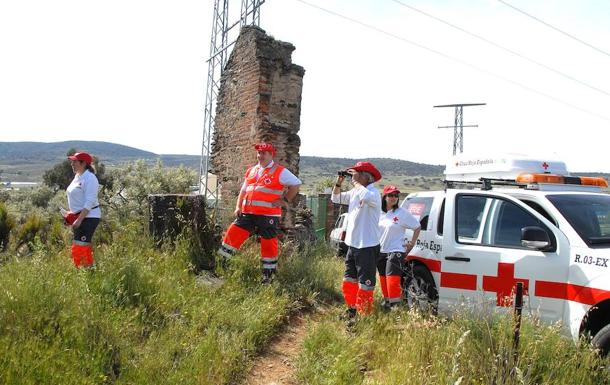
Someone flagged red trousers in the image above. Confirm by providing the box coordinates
[71,243,94,268]
[220,223,279,270]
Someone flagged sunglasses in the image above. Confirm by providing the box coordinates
[386,193,399,198]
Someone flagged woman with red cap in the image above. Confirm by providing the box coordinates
[378,185,421,309]
[65,152,101,268]
[332,161,382,320]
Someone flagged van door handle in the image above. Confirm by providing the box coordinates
[445,256,471,262]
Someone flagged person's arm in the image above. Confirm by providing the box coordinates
[234,183,247,217]
[405,227,421,255]
[283,185,300,202]
[273,169,302,207]
[354,184,379,208]
[331,175,351,205]
[401,210,422,255]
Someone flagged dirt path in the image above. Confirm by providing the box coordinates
[243,312,312,385]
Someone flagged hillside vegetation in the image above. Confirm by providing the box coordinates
[2,140,609,192]
[0,141,156,164]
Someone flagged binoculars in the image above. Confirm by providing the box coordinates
[337,170,350,177]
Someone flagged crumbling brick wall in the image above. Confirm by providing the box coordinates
[211,26,305,229]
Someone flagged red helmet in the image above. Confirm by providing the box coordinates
[347,161,382,182]
[254,142,276,155]
[68,152,93,165]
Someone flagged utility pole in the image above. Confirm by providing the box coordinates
[434,103,485,155]
[199,0,265,210]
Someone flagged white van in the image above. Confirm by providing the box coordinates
[329,213,348,256]
[401,155,610,355]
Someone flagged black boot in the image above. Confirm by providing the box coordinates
[261,268,275,284]
[341,307,357,329]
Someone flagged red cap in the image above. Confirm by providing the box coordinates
[383,185,400,196]
[68,152,93,165]
[347,161,382,182]
[254,142,276,155]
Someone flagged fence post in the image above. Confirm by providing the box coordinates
[512,282,524,364]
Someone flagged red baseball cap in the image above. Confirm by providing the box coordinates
[254,142,276,155]
[347,161,382,182]
[382,185,400,196]
[67,152,93,165]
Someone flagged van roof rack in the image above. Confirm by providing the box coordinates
[444,178,526,191]
[445,176,606,192]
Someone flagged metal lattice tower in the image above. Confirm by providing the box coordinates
[434,103,486,155]
[199,0,264,210]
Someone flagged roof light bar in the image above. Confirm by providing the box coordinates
[516,173,608,187]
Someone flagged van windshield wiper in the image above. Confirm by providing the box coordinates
[589,237,610,245]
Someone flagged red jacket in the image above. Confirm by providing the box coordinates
[242,163,285,216]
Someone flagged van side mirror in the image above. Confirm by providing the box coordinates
[521,226,551,250]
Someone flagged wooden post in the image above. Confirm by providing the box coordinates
[148,194,219,271]
[512,282,524,363]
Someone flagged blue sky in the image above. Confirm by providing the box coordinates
[1,0,609,171]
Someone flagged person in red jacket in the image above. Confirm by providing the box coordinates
[218,143,301,283]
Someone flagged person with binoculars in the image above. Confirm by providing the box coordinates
[332,161,382,320]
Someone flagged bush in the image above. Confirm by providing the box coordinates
[14,213,48,250]
[101,160,196,224]
[0,202,15,251]
[29,186,55,208]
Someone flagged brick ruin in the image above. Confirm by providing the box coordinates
[211,26,305,230]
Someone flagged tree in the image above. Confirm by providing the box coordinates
[101,160,195,221]
[42,148,111,191]
[0,201,15,251]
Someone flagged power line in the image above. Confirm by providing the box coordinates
[291,0,610,123]
[498,0,610,59]
[389,0,610,98]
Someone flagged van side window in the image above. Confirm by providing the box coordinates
[457,195,554,249]
[521,200,557,227]
[335,215,345,229]
[401,197,434,230]
[489,200,545,247]
[456,195,488,243]
[438,199,445,236]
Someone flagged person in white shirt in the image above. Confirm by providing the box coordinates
[65,152,101,268]
[378,185,421,309]
[218,143,302,283]
[332,161,382,319]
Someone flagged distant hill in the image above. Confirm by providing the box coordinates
[0,141,157,165]
[2,141,609,185]
[300,156,443,177]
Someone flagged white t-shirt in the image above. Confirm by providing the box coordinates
[379,207,420,253]
[331,184,381,249]
[240,160,302,191]
[66,170,101,218]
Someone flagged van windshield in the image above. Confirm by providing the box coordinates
[547,194,610,247]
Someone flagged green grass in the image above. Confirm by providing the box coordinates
[0,225,339,385]
[296,307,610,385]
[2,224,610,385]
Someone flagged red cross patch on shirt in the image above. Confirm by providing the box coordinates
[393,216,399,223]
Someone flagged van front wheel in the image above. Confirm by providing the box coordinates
[592,323,610,357]
[403,263,438,314]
